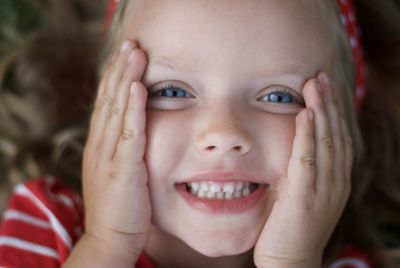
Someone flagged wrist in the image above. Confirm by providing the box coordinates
[63,233,140,268]
[83,232,142,262]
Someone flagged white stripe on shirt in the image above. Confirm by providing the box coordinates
[0,236,59,259]
[329,257,369,268]
[45,176,74,208]
[3,210,52,230]
[14,184,73,249]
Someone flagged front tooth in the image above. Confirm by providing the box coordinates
[223,184,234,193]
[216,192,224,199]
[200,182,209,192]
[210,183,221,193]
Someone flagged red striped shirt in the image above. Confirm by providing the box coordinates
[0,177,372,268]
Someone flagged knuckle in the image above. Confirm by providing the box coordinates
[320,136,333,150]
[111,102,120,114]
[121,128,137,140]
[106,163,123,179]
[299,153,316,168]
[101,94,113,107]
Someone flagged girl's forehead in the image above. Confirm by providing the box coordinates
[123,0,332,46]
[124,0,329,32]
[123,0,333,79]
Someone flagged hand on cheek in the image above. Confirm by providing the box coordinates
[81,40,151,263]
[253,73,353,268]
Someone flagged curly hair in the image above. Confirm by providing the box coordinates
[0,0,102,208]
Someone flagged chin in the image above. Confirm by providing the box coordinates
[178,224,260,257]
[188,240,254,257]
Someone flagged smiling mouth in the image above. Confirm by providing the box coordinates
[181,181,260,200]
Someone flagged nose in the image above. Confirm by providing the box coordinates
[195,109,252,157]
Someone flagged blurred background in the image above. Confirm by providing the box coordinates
[0,0,108,210]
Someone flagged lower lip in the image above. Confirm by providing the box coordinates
[175,184,268,214]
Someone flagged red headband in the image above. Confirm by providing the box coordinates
[105,0,366,112]
[337,0,366,112]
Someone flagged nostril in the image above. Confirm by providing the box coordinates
[205,146,216,151]
[233,146,242,151]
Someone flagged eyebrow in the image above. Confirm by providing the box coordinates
[149,54,308,77]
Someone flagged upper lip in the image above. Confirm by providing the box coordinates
[180,171,265,184]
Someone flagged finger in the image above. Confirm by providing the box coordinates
[317,73,346,190]
[303,79,333,194]
[101,47,148,161]
[89,41,137,148]
[87,77,108,146]
[113,82,148,166]
[284,108,315,199]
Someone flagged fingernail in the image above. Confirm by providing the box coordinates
[319,73,331,86]
[308,109,314,121]
[130,82,137,95]
[120,40,131,52]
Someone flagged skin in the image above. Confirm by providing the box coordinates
[63,1,353,268]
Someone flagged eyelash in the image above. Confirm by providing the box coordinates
[151,83,305,106]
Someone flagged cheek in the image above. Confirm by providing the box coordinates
[144,110,191,190]
[256,114,296,184]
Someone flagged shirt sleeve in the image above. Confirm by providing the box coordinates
[0,176,84,268]
[329,245,373,268]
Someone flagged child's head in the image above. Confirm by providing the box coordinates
[105,0,363,258]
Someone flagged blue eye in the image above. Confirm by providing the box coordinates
[263,92,293,103]
[152,84,192,98]
[259,89,304,106]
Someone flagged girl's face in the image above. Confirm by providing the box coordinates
[122,0,334,257]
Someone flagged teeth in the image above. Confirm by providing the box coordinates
[225,192,233,199]
[200,183,209,192]
[207,191,215,199]
[242,188,251,196]
[191,182,200,192]
[186,181,258,200]
[234,191,242,199]
[222,184,234,193]
[216,192,224,200]
[235,181,244,191]
[210,183,221,193]
[198,190,207,199]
